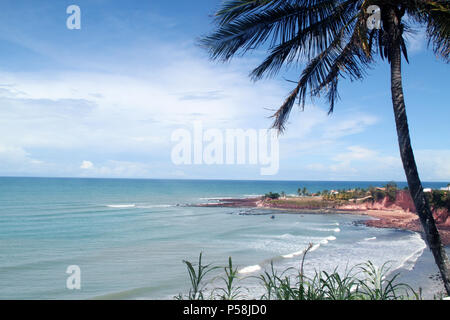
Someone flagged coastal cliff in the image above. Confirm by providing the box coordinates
[349,190,450,244]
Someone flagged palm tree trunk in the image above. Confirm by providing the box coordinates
[386,7,450,295]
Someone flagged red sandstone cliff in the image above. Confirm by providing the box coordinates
[350,190,450,245]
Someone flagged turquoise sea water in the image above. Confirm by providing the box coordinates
[0,177,447,299]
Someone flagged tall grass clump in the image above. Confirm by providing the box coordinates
[214,256,246,300]
[178,246,422,300]
[257,244,361,300]
[175,252,219,300]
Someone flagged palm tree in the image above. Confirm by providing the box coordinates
[303,187,308,196]
[201,0,450,294]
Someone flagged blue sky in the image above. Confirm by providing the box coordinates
[0,0,448,181]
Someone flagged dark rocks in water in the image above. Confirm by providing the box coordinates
[194,197,261,208]
[429,273,443,282]
[238,209,254,215]
[271,215,275,219]
[352,220,367,227]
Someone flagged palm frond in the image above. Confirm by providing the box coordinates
[215,0,282,25]
[272,13,373,131]
[201,0,361,61]
[201,0,448,135]
[271,28,351,131]
[250,0,361,80]
[313,15,374,113]
[405,0,450,61]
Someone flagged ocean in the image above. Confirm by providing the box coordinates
[0,177,447,299]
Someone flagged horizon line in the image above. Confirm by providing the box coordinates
[0,175,448,184]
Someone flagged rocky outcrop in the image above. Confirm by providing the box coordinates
[434,208,450,227]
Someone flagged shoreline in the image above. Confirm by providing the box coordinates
[194,195,450,298]
[395,245,449,299]
[194,196,450,245]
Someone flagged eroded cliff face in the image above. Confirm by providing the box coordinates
[383,190,449,228]
[344,190,450,244]
[339,190,448,221]
[393,190,417,212]
[337,190,414,211]
[434,208,450,227]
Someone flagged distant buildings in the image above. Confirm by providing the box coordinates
[423,186,450,192]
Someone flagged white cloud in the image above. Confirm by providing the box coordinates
[79,160,154,178]
[415,150,450,181]
[80,161,94,170]
[306,163,326,171]
[323,116,378,139]
[0,47,285,154]
[0,144,30,162]
[0,36,444,181]
[332,146,378,162]
[0,143,47,176]
[0,42,291,179]
[301,146,403,180]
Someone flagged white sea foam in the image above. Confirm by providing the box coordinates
[282,249,306,259]
[320,236,337,244]
[106,204,136,208]
[238,264,262,274]
[364,237,377,241]
[282,235,336,259]
[395,234,426,271]
[106,204,173,209]
[309,227,341,233]
[136,204,173,209]
[275,233,299,240]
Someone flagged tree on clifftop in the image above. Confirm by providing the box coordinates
[201,0,450,294]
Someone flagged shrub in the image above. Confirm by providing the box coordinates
[264,192,280,200]
[369,187,387,202]
[385,182,398,202]
[426,190,450,211]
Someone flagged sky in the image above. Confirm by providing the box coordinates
[0,0,448,181]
